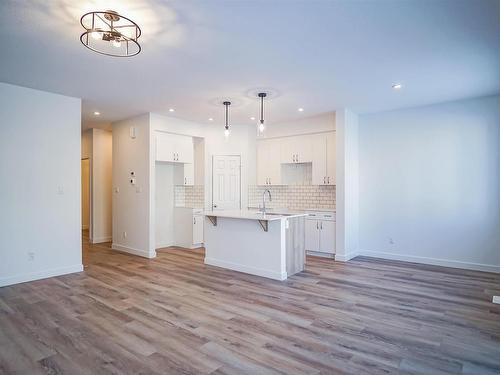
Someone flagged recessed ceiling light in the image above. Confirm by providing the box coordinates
[208,118,213,121]
[169,108,175,112]
[298,108,304,112]
[250,117,256,120]
[93,111,100,116]
[392,83,403,90]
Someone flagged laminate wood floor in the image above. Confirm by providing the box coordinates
[1,233,500,374]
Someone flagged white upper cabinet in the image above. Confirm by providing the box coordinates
[183,163,194,186]
[156,132,175,162]
[280,136,313,164]
[311,134,327,185]
[256,131,335,186]
[257,139,282,186]
[155,132,193,164]
[176,135,194,164]
[311,132,336,185]
[326,132,336,185]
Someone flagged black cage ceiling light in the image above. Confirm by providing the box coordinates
[80,10,141,57]
[223,101,231,138]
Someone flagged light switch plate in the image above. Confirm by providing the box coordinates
[493,296,500,304]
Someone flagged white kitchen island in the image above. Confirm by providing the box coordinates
[203,210,307,280]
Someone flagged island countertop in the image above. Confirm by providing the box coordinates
[204,209,308,221]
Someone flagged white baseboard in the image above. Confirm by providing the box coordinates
[204,257,287,281]
[0,264,84,287]
[92,236,112,244]
[307,250,334,259]
[156,242,175,249]
[335,250,360,262]
[359,250,500,274]
[112,243,156,259]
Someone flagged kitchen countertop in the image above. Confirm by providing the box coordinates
[247,207,336,213]
[204,209,308,221]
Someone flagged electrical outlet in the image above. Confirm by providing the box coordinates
[123,231,127,238]
[28,252,35,261]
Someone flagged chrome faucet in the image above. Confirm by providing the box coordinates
[261,189,272,214]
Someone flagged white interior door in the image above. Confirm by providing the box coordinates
[212,155,241,210]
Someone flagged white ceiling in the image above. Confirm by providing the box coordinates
[1,0,499,130]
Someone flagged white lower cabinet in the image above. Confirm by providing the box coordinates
[174,208,204,248]
[305,211,336,257]
[192,214,204,245]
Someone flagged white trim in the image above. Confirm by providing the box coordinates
[112,243,156,259]
[92,236,112,244]
[156,242,175,249]
[307,250,334,259]
[335,250,360,262]
[0,264,84,287]
[205,257,287,281]
[359,250,500,274]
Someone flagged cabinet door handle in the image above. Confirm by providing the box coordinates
[320,221,323,230]
[194,217,196,224]
[323,176,326,184]
[316,221,319,229]
[184,177,187,185]
[327,176,330,184]
[296,154,299,163]
[269,178,271,185]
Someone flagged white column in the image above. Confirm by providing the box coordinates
[335,109,360,261]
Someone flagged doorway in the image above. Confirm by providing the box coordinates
[81,158,91,242]
[211,155,241,210]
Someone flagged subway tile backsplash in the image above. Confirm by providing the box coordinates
[174,185,204,208]
[248,185,335,210]
[174,184,335,210]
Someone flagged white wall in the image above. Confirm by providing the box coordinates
[358,95,500,272]
[92,129,112,243]
[112,114,155,258]
[0,82,82,286]
[155,163,175,248]
[335,109,360,261]
[264,112,335,138]
[80,128,113,243]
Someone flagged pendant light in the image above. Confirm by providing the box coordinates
[257,92,267,136]
[223,101,231,138]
